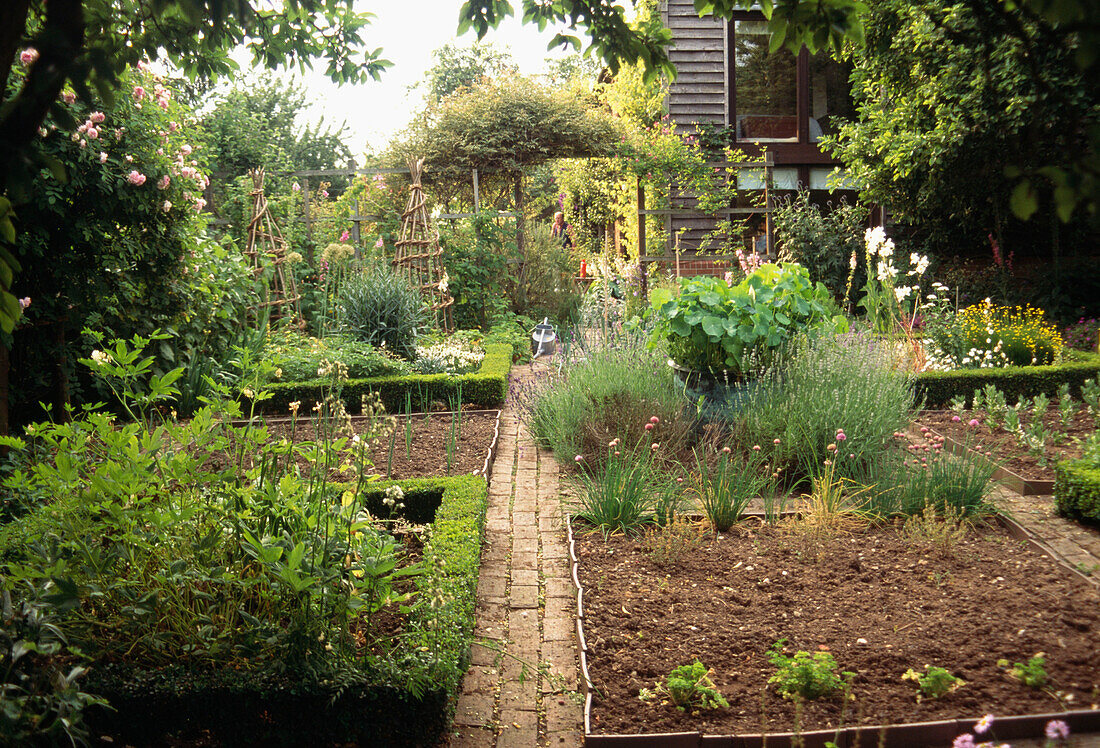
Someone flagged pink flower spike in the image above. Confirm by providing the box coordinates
[340,230,350,241]
[974,714,994,735]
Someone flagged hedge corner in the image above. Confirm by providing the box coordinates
[1054,459,1100,524]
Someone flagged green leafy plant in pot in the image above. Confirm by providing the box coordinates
[647,263,848,385]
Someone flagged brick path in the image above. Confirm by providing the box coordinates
[990,485,1100,578]
[448,362,584,748]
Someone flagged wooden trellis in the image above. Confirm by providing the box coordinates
[394,157,454,333]
[245,167,302,325]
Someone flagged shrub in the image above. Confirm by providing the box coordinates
[438,212,514,330]
[647,264,848,375]
[482,312,536,364]
[338,263,428,359]
[517,223,583,323]
[517,331,691,465]
[742,332,914,483]
[773,191,869,302]
[1064,317,1099,352]
[1054,459,1100,523]
[914,350,1100,406]
[260,328,413,382]
[927,301,1065,368]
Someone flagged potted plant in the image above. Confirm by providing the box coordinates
[647,263,847,392]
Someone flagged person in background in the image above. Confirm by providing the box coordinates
[551,211,573,248]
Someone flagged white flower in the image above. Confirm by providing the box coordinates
[894,286,911,302]
[878,239,895,258]
[90,349,109,365]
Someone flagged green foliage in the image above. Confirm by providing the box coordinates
[420,42,516,103]
[5,66,259,420]
[0,588,108,746]
[647,264,848,375]
[998,655,1048,689]
[439,212,516,330]
[767,639,854,700]
[902,665,964,701]
[402,76,621,180]
[824,0,1098,251]
[0,332,490,744]
[913,351,1100,408]
[259,328,412,383]
[258,343,513,414]
[518,331,690,465]
[741,333,913,483]
[338,264,428,360]
[205,75,351,176]
[1054,459,1100,523]
[640,661,728,712]
[482,313,536,364]
[773,191,868,302]
[517,224,584,323]
[570,440,668,536]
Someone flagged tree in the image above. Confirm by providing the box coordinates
[824,0,1098,253]
[420,43,517,103]
[205,76,352,177]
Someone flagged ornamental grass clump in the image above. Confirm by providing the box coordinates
[338,263,428,360]
[518,330,691,465]
[741,332,913,484]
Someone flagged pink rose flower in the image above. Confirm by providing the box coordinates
[99,152,108,164]
[20,48,39,65]
[162,200,172,212]
[89,112,106,124]
[127,170,147,186]
[157,175,170,190]
[62,91,76,105]
[133,85,146,100]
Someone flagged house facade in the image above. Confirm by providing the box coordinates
[660,0,860,252]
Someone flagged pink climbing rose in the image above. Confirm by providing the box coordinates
[127,171,147,186]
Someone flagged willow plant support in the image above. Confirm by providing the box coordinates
[244,167,303,326]
[393,157,455,333]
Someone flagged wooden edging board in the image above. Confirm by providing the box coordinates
[566,513,1099,747]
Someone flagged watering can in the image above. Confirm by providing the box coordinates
[530,318,557,359]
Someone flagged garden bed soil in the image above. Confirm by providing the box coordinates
[913,406,1095,483]
[575,520,1100,737]
[251,411,499,481]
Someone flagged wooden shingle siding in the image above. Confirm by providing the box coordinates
[661,0,732,251]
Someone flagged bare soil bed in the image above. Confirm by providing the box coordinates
[576,521,1100,736]
[257,411,499,480]
[914,406,1095,482]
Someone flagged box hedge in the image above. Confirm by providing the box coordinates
[82,475,489,747]
[253,342,513,414]
[1054,459,1100,524]
[913,351,1100,407]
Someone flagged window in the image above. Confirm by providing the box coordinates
[733,20,797,142]
[808,52,854,142]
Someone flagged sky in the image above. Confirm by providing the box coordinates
[286,1,582,158]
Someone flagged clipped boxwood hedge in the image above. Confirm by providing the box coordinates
[83,474,489,747]
[254,342,513,414]
[1054,459,1100,524]
[913,351,1100,407]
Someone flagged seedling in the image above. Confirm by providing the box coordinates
[998,654,1048,689]
[639,661,729,711]
[767,640,854,700]
[902,665,964,701]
